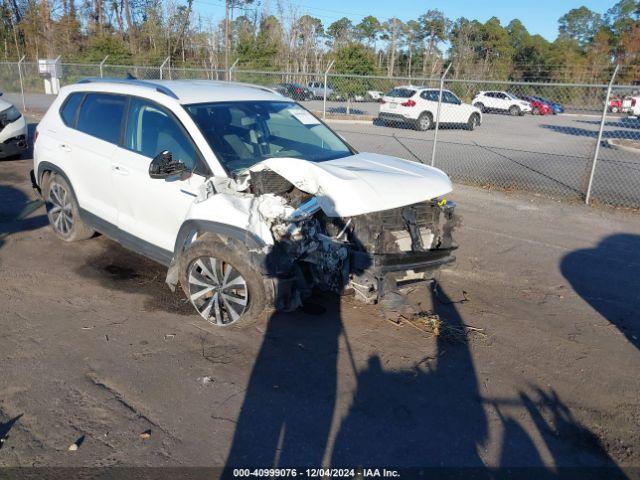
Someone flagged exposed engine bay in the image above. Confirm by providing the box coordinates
[238,168,459,311]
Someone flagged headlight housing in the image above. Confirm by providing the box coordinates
[0,106,22,129]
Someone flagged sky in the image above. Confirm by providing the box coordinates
[194,0,615,41]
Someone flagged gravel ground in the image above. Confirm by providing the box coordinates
[1,154,639,470]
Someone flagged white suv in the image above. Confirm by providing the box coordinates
[0,94,28,158]
[472,91,532,116]
[379,86,482,131]
[32,79,458,326]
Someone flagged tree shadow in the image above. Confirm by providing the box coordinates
[540,123,640,141]
[560,233,640,351]
[0,414,23,449]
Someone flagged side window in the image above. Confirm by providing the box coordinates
[497,93,507,99]
[60,93,84,127]
[76,93,126,144]
[443,91,460,104]
[420,91,439,102]
[486,92,495,98]
[125,97,198,170]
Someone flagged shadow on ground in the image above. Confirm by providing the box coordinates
[0,184,47,250]
[561,233,640,352]
[223,281,625,473]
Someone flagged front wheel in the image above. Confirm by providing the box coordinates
[509,105,521,116]
[44,173,95,242]
[179,234,269,327]
[611,107,619,113]
[532,107,540,115]
[415,112,433,131]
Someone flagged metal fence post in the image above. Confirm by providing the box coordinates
[228,58,239,82]
[159,56,170,80]
[323,60,335,120]
[584,64,619,205]
[17,55,26,112]
[430,63,452,167]
[99,55,109,78]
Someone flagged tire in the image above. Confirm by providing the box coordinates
[466,113,480,131]
[473,102,485,113]
[611,107,619,113]
[179,233,269,327]
[532,107,540,115]
[509,105,521,116]
[415,112,433,131]
[44,173,95,242]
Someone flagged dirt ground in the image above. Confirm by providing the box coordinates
[1,152,639,471]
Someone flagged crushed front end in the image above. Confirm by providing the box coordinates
[247,170,459,310]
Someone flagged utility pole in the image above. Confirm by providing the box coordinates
[224,0,230,79]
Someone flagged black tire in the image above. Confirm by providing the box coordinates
[415,112,433,131]
[509,105,521,116]
[43,172,95,242]
[532,107,540,115]
[611,107,619,113]
[179,233,270,327]
[473,102,485,113]
[466,113,480,131]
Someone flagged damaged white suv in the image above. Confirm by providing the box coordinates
[32,79,458,326]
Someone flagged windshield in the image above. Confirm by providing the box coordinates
[186,101,353,174]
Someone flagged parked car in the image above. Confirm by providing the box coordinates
[519,95,552,115]
[472,91,532,116]
[32,78,458,326]
[366,90,384,102]
[0,93,28,158]
[307,81,334,99]
[628,96,640,116]
[609,97,623,113]
[274,83,313,101]
[379,86,482,131]
[532,96,564,115]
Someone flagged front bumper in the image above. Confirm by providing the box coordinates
[0,134,27,158]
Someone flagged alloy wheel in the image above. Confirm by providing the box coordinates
[48,182,74,236]
[187,256,248,326]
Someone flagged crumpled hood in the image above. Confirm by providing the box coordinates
[248,152,452,217]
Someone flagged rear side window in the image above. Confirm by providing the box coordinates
[60,93,83,127]
[420,90,440,101]
[76,93,126,144]
[387,88,416,98]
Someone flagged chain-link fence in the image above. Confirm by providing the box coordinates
[1,60,639,209]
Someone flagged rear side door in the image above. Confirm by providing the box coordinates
[64,92,126,225]
[112,96,209,253]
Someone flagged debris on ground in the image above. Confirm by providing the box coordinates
[198,376,214,385]
[68,434,85,451]
[387,310,486,343]
[139,430,151,440]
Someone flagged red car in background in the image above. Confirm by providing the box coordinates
[520,96,552,115]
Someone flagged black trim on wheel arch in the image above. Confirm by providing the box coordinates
[173,219,267,257]
[79,208,174,266]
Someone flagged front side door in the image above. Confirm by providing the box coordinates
[112,97,208,252]
[442,91,464,123]
[66,92,127,225]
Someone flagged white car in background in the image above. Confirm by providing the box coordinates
[379,86,482,131]
[627,96,640,117]
[307,81,334,99]
[366,90,384,102]
[0,93,28,158]
[472,91,532,116]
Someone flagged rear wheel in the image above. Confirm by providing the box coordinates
[466,113,480,131]
[509,105,521,116]
[179,234,269,327]
[611,106,619,113]
[415,112,433,131]
[532,107,540,115]
[473,102,485,113]
[44,173,94,242]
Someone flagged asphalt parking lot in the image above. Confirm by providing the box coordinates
[1,152,639,469]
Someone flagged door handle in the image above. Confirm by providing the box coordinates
[59,144,72,152]
[112,165,129,175]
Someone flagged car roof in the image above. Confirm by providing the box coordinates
[65,79,287,105]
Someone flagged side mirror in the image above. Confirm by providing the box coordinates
[149,150,188,179]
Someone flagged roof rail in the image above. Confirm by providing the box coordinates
[76,77,179,100]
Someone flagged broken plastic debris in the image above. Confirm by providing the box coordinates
[199,376,214,385]
[139,430,151,440]
[68,444,78,451]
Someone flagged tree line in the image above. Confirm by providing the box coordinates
[1,0,639,82]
